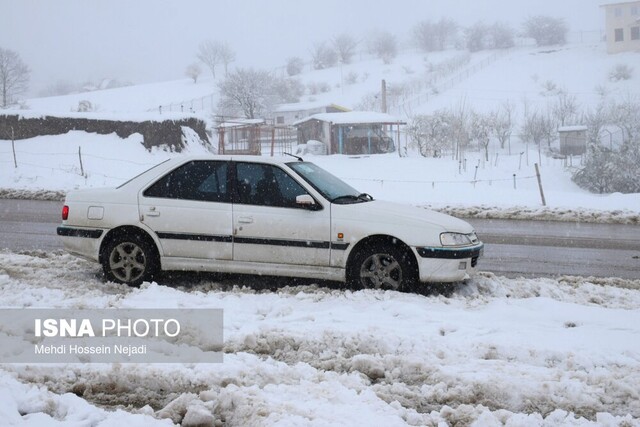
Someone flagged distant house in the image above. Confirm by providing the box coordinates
[293,111,405,155]
[273,102,350,126]
[601,1,640,53]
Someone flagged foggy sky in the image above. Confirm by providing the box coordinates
[0,0,606,97]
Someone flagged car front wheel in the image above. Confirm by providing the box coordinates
[350,243,417,292]
[101,235,158,286]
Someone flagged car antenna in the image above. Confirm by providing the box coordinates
[284,152,304,162]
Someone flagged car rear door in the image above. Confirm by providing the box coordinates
[138,160,233,260]
[232,161,331,266]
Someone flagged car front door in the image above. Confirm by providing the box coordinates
[232,162,331,266]
[138,160,233,260]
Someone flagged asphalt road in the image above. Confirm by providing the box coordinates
[1,199,639,280]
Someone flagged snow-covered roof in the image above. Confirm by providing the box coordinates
[293,111,405,126]
[558,125,588,132]
[216,118,265,128]
[275,101,351,113]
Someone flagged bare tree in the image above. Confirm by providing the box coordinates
[522,110,555,148]
[218,42,236,77]
[368,31,397,64]
[0,47,30,108]
[553,92,579,126]
[217,68,277,119]
[197,40,221,78]
[471,111,493,161]
[185,63,202,83]
[491,101,515,149]
[332,33,358,64]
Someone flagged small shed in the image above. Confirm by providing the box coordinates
[558,126,587,156]
[293,111,405,155]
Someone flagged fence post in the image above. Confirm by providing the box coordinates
[535,163,546,206]
[78,146,85,177]
[11,127,17,168]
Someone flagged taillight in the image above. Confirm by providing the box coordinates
[62,205,69,220]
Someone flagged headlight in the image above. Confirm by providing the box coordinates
[440,232,473,247]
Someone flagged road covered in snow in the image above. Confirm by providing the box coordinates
[1,249,639,426]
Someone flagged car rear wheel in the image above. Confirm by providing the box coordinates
[351,243,417,292]
[102,235,158,286]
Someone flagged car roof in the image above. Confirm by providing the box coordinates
[166,154,301,165]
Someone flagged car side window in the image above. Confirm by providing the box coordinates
[144,161,229,203]
[235,163,308,208]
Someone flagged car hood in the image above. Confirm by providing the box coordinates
[334,200,475,234]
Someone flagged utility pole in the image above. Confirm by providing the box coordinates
[381,79,387,113]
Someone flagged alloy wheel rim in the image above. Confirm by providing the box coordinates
[109,242,146,283]
[359,253,402,290]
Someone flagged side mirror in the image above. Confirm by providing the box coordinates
[296,194,318,210]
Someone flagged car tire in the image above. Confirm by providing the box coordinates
[349,243,417,292]
[101,234,158,287]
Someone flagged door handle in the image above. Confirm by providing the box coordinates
[238,217,253,224]
[146,207,160,217]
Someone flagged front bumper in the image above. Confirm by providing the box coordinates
[413,243,484,283]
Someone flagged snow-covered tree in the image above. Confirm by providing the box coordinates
[272,77,304,103]
[465,22,489,52]
[522,15,567,46]
[574,100,640,194]
[286,56,305,76]
[310,42,338,70]
[412,18,458,52]
[368,31,397,64]
[217,68,277,119]
[489,22,515,49]
[185,63,202,83]
[407,113,451,157]
[332,33,358,64]
[0,47,30,108]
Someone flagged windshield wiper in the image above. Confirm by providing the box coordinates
[331,193,374,204]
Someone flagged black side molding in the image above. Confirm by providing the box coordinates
[57,226,103,239]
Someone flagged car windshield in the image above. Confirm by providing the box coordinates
[287,161,372,204]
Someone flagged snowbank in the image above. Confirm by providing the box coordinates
[1,250,639,425]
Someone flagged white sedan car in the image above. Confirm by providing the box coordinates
[58,155,483,291]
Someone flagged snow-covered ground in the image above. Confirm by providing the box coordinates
[1,250,639,425]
